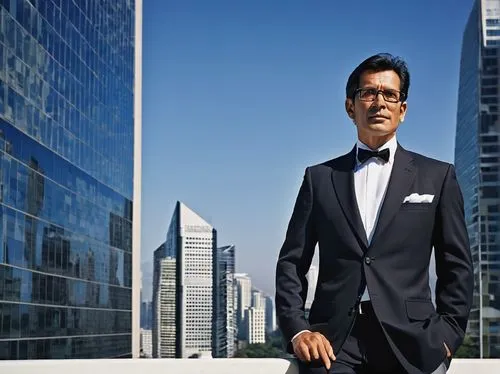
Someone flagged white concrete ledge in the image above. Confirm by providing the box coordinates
[446,359,500,373]
[0,358,499,374]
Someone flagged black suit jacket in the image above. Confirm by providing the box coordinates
[275,144,474,374]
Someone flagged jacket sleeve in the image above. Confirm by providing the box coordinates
[275,167,317,352]
[433,164,474,354]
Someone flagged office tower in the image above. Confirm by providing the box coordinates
[155,202,216,358]
[245,308,266,344]
[0,0,142,359]
[146,301,153,329]
[305,265,318,309]
[141,301,147,328]
[251,289,265,309]
[234,273,252,339]
[455,0,500,358]
[264,296,276,333]
[245,289,266,344]
[141,301,148,329]
[213,245,236,358]
[140,329,153,358]
[152,244,176,358]
[141,300,153,329]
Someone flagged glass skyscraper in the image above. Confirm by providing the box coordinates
[0,0,140,359]
[455,0,500,358]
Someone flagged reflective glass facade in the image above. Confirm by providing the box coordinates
[0,0,135,359]
[455,0,500,358]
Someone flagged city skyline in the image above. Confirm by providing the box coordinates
[1,0,495,362]
[150,202,275,358]
[140,0,477,300]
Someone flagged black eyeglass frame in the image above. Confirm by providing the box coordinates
[354,88,406,103]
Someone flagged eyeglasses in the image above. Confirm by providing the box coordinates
[355,88,405,103]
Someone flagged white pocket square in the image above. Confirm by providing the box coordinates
[403,193,434,203]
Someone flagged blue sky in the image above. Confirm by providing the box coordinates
[141,0,475,300]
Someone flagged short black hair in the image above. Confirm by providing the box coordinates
[345,53,410,101]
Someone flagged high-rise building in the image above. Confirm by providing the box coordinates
[141,300,153,330]
[251,289,265,309]
[140,329,153,358]
[155,202,216,358]
[245,290,266,344]
[246,308,266,344]
[455,0,500,358]
[152,244,176,358]
[0,0,142,359]
[213,244,236,358]
[264,296,276,333]
[234,273,252,339]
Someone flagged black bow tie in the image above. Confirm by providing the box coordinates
[357,147,390,164]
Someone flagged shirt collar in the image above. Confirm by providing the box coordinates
[356,136,397,165]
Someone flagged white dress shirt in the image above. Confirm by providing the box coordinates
[355,136,397,301]
[291,136,397,344]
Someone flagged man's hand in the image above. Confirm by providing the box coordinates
[292,331,336,369]
[444,342,451,358]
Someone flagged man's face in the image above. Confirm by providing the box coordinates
[345,70,407,141]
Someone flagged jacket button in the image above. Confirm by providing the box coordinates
[364,257,372,265]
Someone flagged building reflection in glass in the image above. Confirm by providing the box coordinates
[0,0,135,359]
[455,0,500,358]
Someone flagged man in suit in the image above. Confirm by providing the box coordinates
[275,53,474,374]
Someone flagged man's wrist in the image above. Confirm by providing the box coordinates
[291,330,311,343]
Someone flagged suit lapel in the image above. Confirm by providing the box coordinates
[369,145,416,247]
[331,148,368,249]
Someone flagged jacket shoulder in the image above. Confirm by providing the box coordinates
[307,150,355,175]
[406,150,452,173]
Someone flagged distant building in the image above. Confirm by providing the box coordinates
[265,296,277,333]
[213,245,237,358]
[153,202,217,358]
[245,289,266,344]
[246,307,266,344]
[141,301,153,329]
[152,244,176,358]
[252,289,265,309]
[140,329,153,358]
[235,273,252,339]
